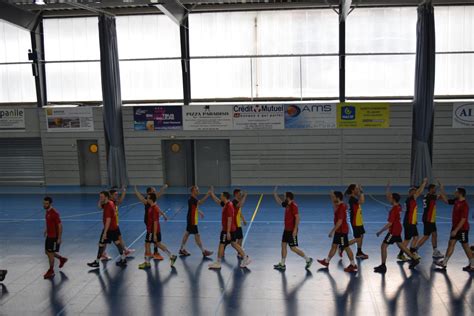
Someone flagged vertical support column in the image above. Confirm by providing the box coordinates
[180,16,191,105]
[339,1,346,103]
[30,16,47,107]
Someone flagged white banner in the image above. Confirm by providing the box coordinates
[452,103,474,128]
[232,104,284,130]
[183,105,233,130]
[0,108,25,131]
[284,104,336,129]
[45,107,94,132]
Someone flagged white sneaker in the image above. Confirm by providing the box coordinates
[208,262,222,270]
[240,256,251,268]
[432,250,444,259]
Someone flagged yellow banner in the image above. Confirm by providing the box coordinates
[336,103,390,128]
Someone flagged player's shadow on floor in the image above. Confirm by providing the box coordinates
[93,266,129,316]
[145,262,178,315]
[0,284,8,300]
[181,256,212,315]
[46,271,69,315]
[219,265,252,316]
[436,269,472,316]
[280,269,313,316]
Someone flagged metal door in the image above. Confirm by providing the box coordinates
[162,140,194,187]
[77,140,101,186]
[195,140,231,187]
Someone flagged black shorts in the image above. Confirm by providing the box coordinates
[145,232,162,243]
[282,230,298,247]
[332,233,349,248]
[220,231,237,245]
[423,222,437,236]
[352,225,366,238]
[235,227,244,240]
[383,233,402,245]
[404,224,419,240]
[450,230,469,244]
[99,229,121,244]
[45,237,60,253]
[186,224,199,235]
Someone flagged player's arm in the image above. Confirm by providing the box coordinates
[451,217,466,237]
[293,214,300,237]
[376,222,392,237]
[103,217,111,241]
[159,209,168,221]
[156,184,168,199]
[414,178,428,199]
[97,200,102,209]
[273,187,283,205]
[209,187,221,205]
[329,219,342,238]
[238,192,249,209]
[437,180,449,203]
[57,217,63,244]
[117,187,127,205]
[153,218,159,243]
[134,185,147,204]
[198,192,210,205]
[240,212,247,226]
[329,191,338,206]
[385,181,393,203]
[358,184,365,204]
[226,216,232,240]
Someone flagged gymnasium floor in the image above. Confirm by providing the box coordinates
[0,186,473,316]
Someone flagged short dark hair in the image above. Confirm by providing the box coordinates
[345,184,356,195]
[146,187,154,194]
[148,193,157,202]
[427,184,436,191]
[233,188,241,196]
[285,192,295,200]
[334,191,344,200]
[457,187,467,197]
[100,191,110,198]
[109,189,117,195]
[44,196,53,204]
[392,193,401,203]
[222,192,231,200]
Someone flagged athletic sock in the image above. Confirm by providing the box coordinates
[303,255,309,261]
[442,256,450,266]
[325,257,330,263]
[154,246,158,254]
[280,258,286,265]
[197,244,204,252]
[357,247,362,254]
[217,257,222,263]
[97,246,106,260]
[350,259,355,265]
[433,247,438,252]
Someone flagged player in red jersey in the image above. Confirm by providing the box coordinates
[414,181,444,258]
[345,184,369,259]
[435,187,474,272]
[317,191,357,273]
[208,190,251,270]
[374,183,420,273]
[87,191,127,268]
[134,185,168,260]
[43,197,68,279]
[178,186,213,257]
[273,188,313,271]
[397,178,427,262]
[138,193,177,269]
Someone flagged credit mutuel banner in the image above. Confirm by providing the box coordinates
[233,104,284,130]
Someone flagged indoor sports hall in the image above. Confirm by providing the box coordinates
[0,1,473,316]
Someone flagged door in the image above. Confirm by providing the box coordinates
[77,140,101,186]
[162,140,194,187]
[195,140,231,187]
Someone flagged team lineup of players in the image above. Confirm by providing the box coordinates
[1,179,472,281]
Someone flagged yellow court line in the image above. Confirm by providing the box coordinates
[242,193,264,246]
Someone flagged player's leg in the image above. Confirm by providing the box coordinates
[209,242,226,270]
[139,238,153,269]
[179,230,191,256]
[436,239,457,269]
[317,243,338,267]
[155,234,177,267]
[274,242,288,270]
[194,234,213,257]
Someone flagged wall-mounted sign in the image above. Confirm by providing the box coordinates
[45,107,94,132]
[134,106,183,131]
[452,103,474,128]
[337,103,390,128]
[233,104,284,130]
[285,104,336,129]
[183,105,233,130]
[0,108,25,131]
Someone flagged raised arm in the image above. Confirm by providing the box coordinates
[358,184,365,204]
[209,187,221,205]
[117,187,127,205]
[134,185,147,204]
[238,191,248,209]
[438,180,449,203]
[386,181,393,203]
[156,184,168,199]
[273,187,283,205]
[198,191,211,205]
[413,178,428,199]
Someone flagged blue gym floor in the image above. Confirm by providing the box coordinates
[0,187,473,316]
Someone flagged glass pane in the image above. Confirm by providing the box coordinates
[120,60,182,100]
[0,21,32,63]
[116,15,180,59]
[347,7,417,53]
[435,53,474,96]
[255,57,300,98]
[346,55,416,97]
[46,62,102,102]
[191,58,251,99]
[302,57,338,98]
[0,64,36,102]
[436,6,474,52]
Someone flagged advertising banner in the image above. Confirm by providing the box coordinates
[284,104,336,129]
[45,107,94,132]
[0,108,25,131]
[452,103,474,128]
[233,104,284,130]
[337,103,390,128]
[134,106,183,131]
[183,105,233,130]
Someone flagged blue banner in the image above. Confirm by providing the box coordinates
[134,106,183,131]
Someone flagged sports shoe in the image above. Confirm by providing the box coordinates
[115,259,127,267]
[179,249,191,256]
[87,261,100,268]
[344,264,358,273]
[59,257,68,269]
[208,262,222,270]
[413,253,422,260]
[273,263,286,271]
[153,253,164,261]
[124,248,135,257]
[409,259,420,269]
[317,259,329,267]
[305,258,313,270]
[397,254,409,262]
[202,250,213,257]
[43,269,55,279]
[138,262,151,269]
[100,253,112,261]
[432,250,444,259]
[434,260,447,270]
[240,256,251,268]
[170,255,177,267]
[374,264,387,273]
[462,265,474,272]
[356,252,369,260]
[0,270,7,282]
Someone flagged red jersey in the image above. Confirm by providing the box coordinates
[284,202,299,231]
[45,208,61,238]
[450,199,469,231]
[102,201,119,230]
[146,204,161,233]
[388,205,403,236]
[221,201,236,232]
[334,203,349,234]
[404,197,418,225]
